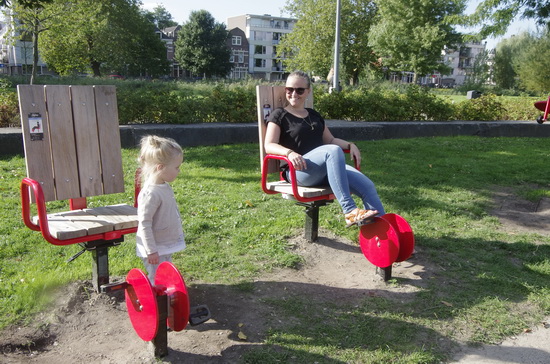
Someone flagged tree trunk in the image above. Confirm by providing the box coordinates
[91,60,101,77]
[31,26,39,85]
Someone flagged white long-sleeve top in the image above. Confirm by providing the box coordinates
[136,183,186,258]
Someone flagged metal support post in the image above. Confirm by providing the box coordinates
[91,245,110,292]
[376,266,392,281]
[150,294,168,357]
[304,204,320,242]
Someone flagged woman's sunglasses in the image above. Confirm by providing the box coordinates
[285,87,306,95]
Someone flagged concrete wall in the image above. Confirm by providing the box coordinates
[2,120,549,156]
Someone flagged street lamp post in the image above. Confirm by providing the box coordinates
[331,0,341,93]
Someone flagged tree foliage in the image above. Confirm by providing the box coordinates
[280,0,378,85]
[458,0,550,39]
[492,32,534,89]
[464,49,491,88]
[142,4,178,29]
[515,30,550,93]
[3,0,63,83]
[1,0,52,8]
[369,0,464,81]
[38,0,169,77]
[174,10,231,78]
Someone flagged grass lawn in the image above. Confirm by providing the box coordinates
[1,136,549,363]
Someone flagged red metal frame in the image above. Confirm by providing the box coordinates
[261,149,358,203]
[21,177,138,246]
[534,95,550,124]
[535,96,550,124]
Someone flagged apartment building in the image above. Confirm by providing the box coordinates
[439,41,487,87]
[158,25,185,79]
[227,27,250,80]
[227,14,296,81]
[0,15,49,76]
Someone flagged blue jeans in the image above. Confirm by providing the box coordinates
[288,144,385,215]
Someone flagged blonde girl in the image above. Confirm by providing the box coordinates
[136,135,185,281]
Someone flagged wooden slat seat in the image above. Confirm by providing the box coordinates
[32,204,138,240]
[265,181,332,199]
[19,85,139,247]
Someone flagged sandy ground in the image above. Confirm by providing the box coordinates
[0,190,548,364]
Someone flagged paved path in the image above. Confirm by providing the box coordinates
[451,318,550,363]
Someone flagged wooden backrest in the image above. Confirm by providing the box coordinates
[18,85,124,202]
[256,85,314,174]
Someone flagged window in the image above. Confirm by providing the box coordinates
[254,45,266,54]
[255,59,266,68]
[253,31,267,41]
[232,36,242,46]
[231,50,245,64]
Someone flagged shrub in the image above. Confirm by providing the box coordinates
[454,94,505,121]
[0,91,19,127]
[316,85,455,121]
[500,96,542,121]
[0,77,544,125]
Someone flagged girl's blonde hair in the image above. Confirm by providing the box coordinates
[138,135,183,186]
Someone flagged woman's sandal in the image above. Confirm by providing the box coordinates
[345,208,379,227]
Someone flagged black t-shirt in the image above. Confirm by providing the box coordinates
[268,107,325,155]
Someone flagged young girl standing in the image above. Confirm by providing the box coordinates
[136,135,186,281]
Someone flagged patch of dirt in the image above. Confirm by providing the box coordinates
[1,189,548,364]
[490,187,550,240]
[0,229,430,364]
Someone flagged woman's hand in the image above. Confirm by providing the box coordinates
[288,151,307,170]
[349,143,361,168]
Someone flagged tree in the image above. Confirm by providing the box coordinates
[3,0,66,84]
[515,31,550,93]
[280,0,378,85]
[369,0,464,83]
[465,49,491,88]
[492,32,533,89]
[458,0,550,39]
[142,5,178,29]
[38,0,169,77]
[174,10,231,78]
[1,0,52,8]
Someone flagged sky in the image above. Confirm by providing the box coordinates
[141,0,540,49]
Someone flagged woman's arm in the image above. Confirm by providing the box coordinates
[322,126,362,167]
[265,122,289,156]
[264,122,307,170]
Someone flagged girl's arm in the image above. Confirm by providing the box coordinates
[137,191,160,256]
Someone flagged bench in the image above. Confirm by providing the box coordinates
[256,85,358,241]
[18,85,138,291]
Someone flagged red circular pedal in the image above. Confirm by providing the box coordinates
[359,217,399,268]
[125,268,158,341]
[381,213,415,262]
[155,261,190,332]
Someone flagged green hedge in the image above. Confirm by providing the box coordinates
[116,82,257,124]
[0,80,543,127]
